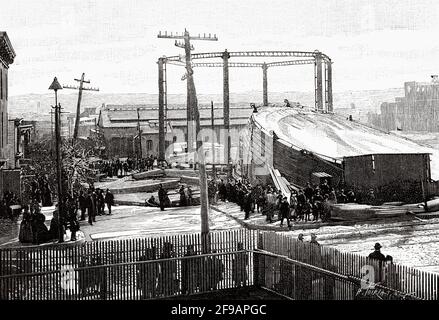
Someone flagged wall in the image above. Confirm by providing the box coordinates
[0,169,21,198]
[273,139,344,189]
[102,123,246,160]
[0,65,7,161]
[343,153,430,203]
[371,81,439,132]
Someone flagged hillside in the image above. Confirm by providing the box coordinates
[8,88,404,121]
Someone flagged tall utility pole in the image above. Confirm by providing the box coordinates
[158,29,218,253]
[49,77,64,243]
[49,109,54,155]
[136,107,143,160]
[211,101,215,177]
[54,103,64,243]
[222,50,231,168]
[63,73,99,142]
[158,57,166,164]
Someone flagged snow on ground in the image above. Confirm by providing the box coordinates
[254,107,439,179]
[215,201,439,274]
[4,199,439,273]
[79,204,242,241]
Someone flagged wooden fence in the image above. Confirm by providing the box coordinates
[257,232,438,300]
[0,251,253,300]
[0,229,256,275]
[1,229,438,300]
[0,229,256,300]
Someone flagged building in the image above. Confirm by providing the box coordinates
[369,77,439,132]
[97,103,253,159]
[0,31,19,196]
[241,106,439,203]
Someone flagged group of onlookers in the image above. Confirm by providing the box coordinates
[212,177,360,227]
[98,155,158,178]
[18,185,115,244]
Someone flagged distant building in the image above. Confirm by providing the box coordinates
[369,78,439,132]
[97,103,252,159]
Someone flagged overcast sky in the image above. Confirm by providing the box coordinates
[2,0,439,96]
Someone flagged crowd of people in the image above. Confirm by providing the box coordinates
[97,155,158,178]
[205,177,352,228]
[18,185,115,244]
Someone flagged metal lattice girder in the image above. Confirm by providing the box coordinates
[165,50,330,62]
[266,59,315,67]
[165,60,186,67]
[193,62,264,68]
[191,59,315,69]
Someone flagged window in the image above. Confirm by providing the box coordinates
[147,139,153,151]
[261,131,265,156]
[173,136,177,143]
[371,155,375,173]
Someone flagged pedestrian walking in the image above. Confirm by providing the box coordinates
[158,184,167,211]
[104,189,114,215]
[279,196,291,228]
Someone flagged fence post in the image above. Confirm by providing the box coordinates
[253,232,264,287]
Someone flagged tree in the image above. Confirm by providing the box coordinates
[22,138,99,203]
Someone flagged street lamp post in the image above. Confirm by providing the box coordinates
[49,77,64,243]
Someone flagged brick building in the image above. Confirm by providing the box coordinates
[97,103,252,159]
[369,77,439,132]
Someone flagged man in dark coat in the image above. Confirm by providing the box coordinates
[312,190,323,221]
[279,196,291,228]
[95,189,104,216]
[296,190,307,221]
[66,198,79,241]
[368,243,386,283]
[369,243,386,261]
[79,191,87,221]
[310,233,320,246]
[243,192,253,220]
[218,179,227,202]
[320,179,331,197]
[104,189,114,215]
[87,191,96,225]
[158,184,167,211]
[304,183,314,203]
[41,180,53,207]
[179,185,187,207]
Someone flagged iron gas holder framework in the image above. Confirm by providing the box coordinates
[156,48,333,163]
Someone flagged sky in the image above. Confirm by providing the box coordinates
[2,0,439,96]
